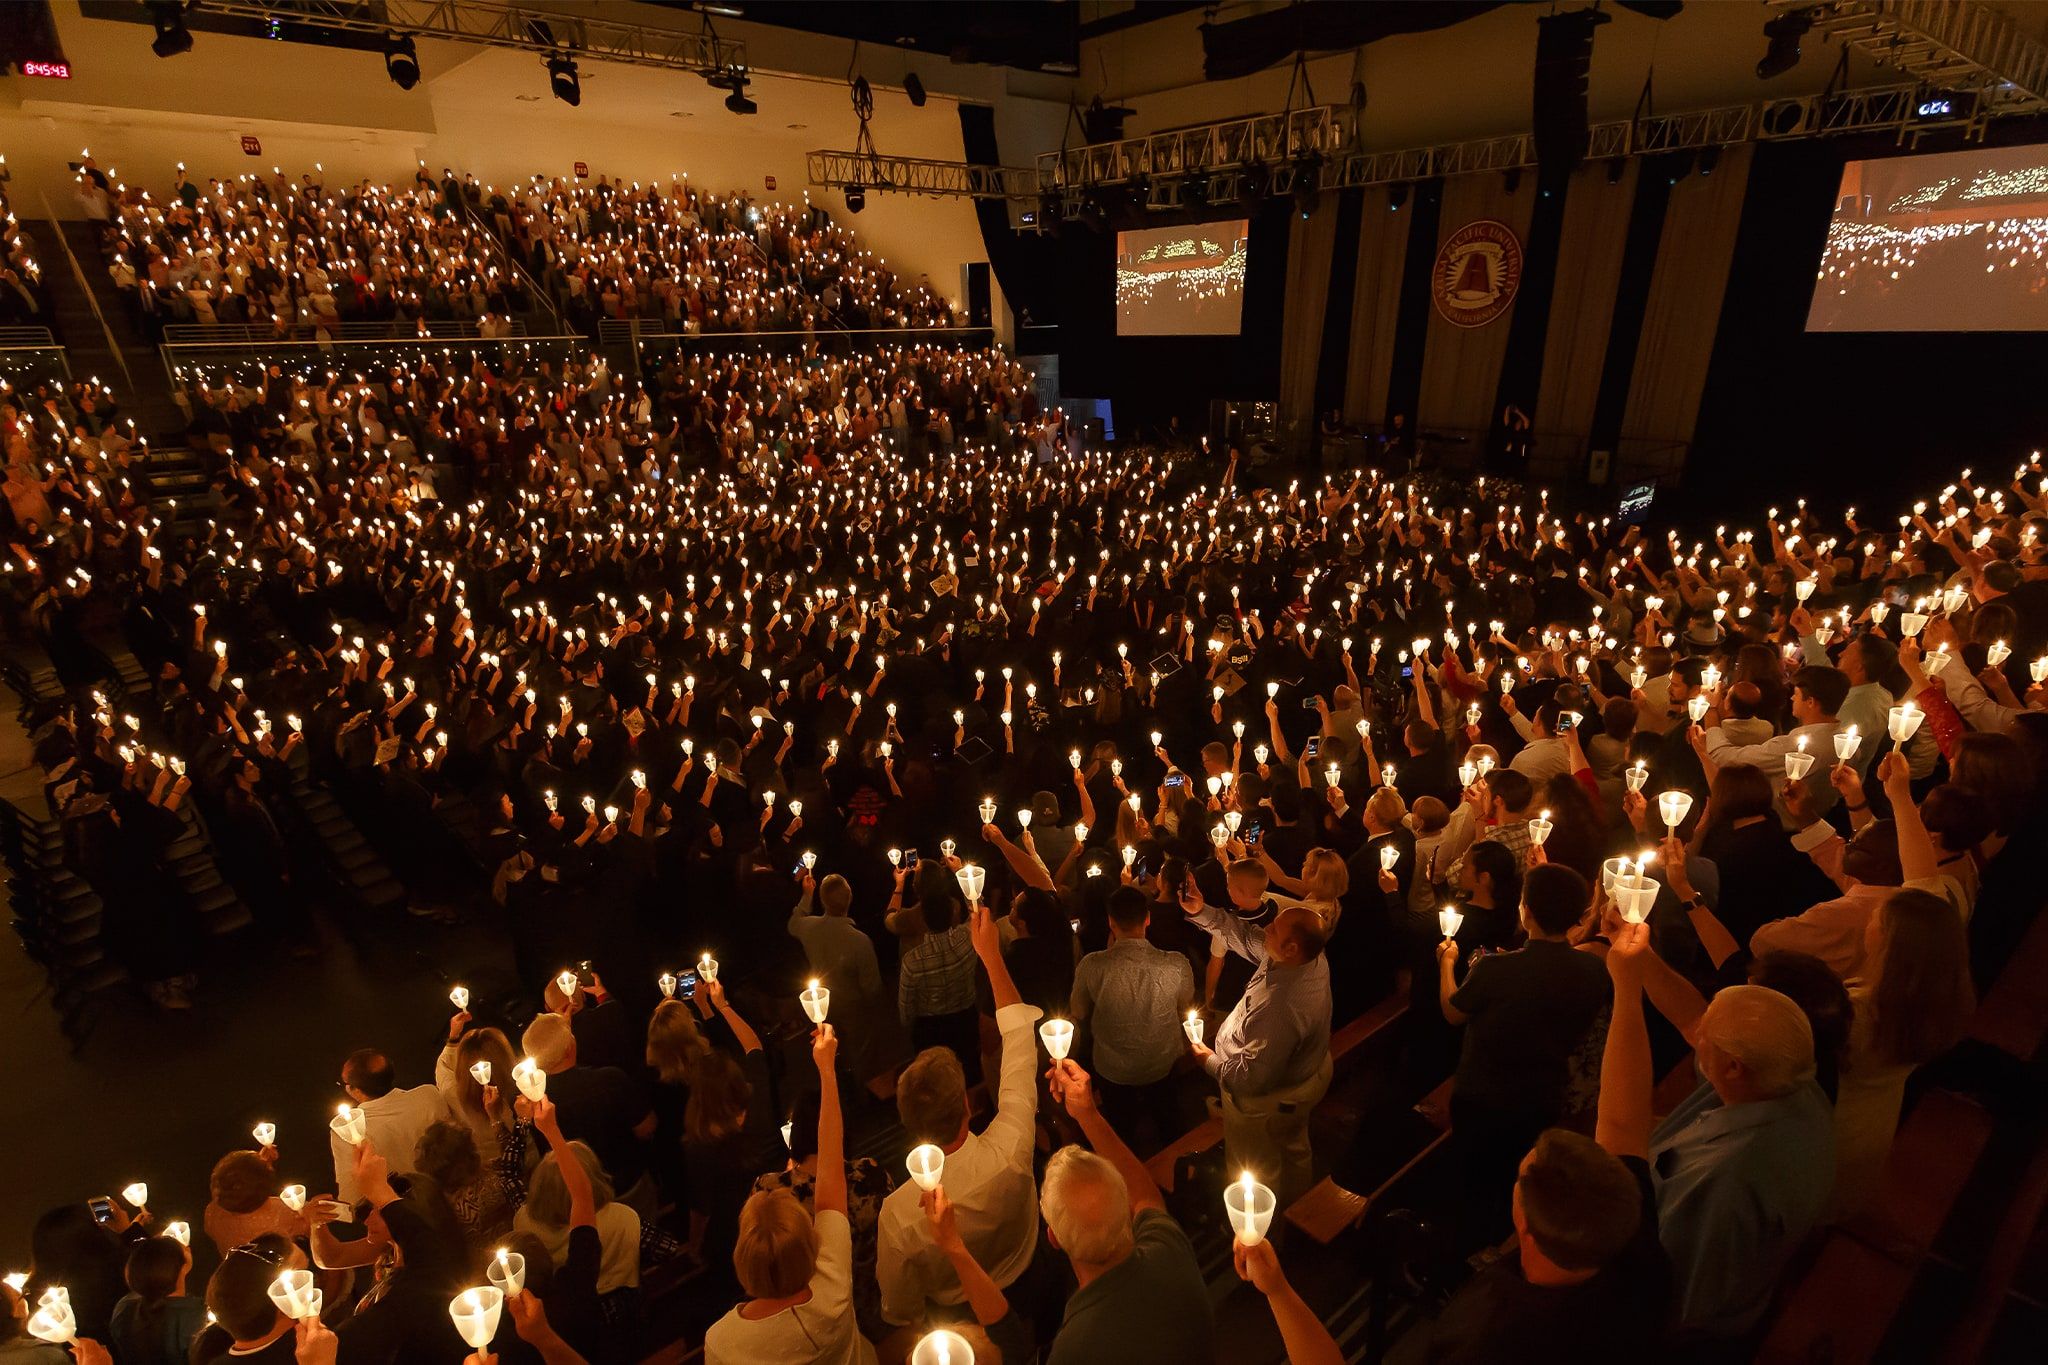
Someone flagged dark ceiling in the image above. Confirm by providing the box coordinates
[649,0,1110,75]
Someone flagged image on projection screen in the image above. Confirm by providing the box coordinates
[1807,144,2048,332]
[1116,220,1250,335]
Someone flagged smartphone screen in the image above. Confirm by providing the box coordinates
[1300,696,1320,711]
[1166,774,1186,788]
[904,848,920,868]
[677,969,699,1000]
[89,1197,113,1224]
[1304,735,1321,760]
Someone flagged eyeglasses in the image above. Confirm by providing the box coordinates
[231,1241,284,1267]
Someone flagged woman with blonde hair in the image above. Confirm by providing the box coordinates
[646,998,713,1084]
[705,1024,871,1364]
[434,1020,519,1162]
[1261,847,1349,930]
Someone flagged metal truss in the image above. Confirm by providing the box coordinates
[189,0,745,76]
[1771,0,2048,111]
[1034,104,1361,191]
[805,151,1038,201]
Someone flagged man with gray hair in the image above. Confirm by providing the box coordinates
[1039,1058,1215,1365]
[1618,927,1835,1345]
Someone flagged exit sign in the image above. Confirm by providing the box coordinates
[22,61,71,79]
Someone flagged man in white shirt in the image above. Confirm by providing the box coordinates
[875,899,1041,1333]
[1701,665,1849,826]
[1503,698,1571,785]
[328,1047,449,1203]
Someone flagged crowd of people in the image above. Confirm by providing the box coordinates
[4,156,2048,1365]
[88,163,954,343]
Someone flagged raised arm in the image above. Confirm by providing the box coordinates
[705,977,761,1054]
[1050,1059,1163,1215]
[810,1024,846,1218]
[1595,921,1654,1160]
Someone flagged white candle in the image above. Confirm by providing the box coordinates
[469,1060,492,1086]
[554,969,579,999]
[162,1221,190,1247]
[251,1122,276,1147]
[887,848,902,866]
[1039,1019,1074,1060]
[1833,726,1861,763]
[278,1184,306,1212]
[1783,747,1814,782]
[909,1328,975,1365]
[1457,761,1478,789]
[266,1269,322,1321]
[954,863,986,904]
[1687,694,1709,722]
[449,985,470,1011]
[906,1142,945,1192]
[121,1182,149,1210]
[1900,610,1928,638]
[1657,790,1693,832]
[448,1286,503,1349]
[1439,905,1464,939]
[698,953,719,983]
[1624,761,1649,793]
[1224,1170,1276,1246]
[1015,808,1033,829]
[26,1299,76,1344]
[2032,656,2048,684]
[1888,702,1923,744]
[800,979,831,1024]
[486,1248,525,1298]
[1122,844,1138,868]
[978,796,997,824]
[511,1058,547,1102]
[330,1105,366,1146]
[1183,1010,1205,1047]
[1987,640,2012,668]
[657,972,678,999]
[1527,810,1553,847]
[1614,872,1661,925]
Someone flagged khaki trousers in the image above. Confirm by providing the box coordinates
[1221,1055,1333,1205]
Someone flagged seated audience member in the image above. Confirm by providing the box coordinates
[202,1150,307,1256]
[521,1012,658,1217]
[107,1236,206,1365]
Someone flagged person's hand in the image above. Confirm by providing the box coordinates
[1187,1039,1214,1067]
[447,1008,471,1042]
[529,1095,561,1141]
[920,1184,966,1257]
[1877,749,1913,803]
[1606,918,1652,988]
[1924,614,1962,653]
[1659,834,1693,899]
[1622,788,1648,835]
[811,1021,838,1075]
[352,1137,389,1195]
[1377,866,1398,895]
[1047,1057,1096,1117]
[980,821,1003,845]
[97,1197,133,1235]
[1830,759,1865,807]
[1498,691,1517,716]
[1528,840,1548,866]
[293,1317,338,1365]
[1782,770,1817,825]
[547,811,565,831]
[504,1288,557,1346]
[1178,884,1204,918]
[71,1339,114,1365]
[1436,936,1460,967]
[968,901,1002,961]
[258,1143,279,1167]
[1232,1237,1288,1297]
[705,977,728,1013]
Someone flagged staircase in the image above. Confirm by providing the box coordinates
[42,217,187,444]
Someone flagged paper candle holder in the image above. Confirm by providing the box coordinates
[954,863,986,904]
[1614,874,1661,925]
[800,980,831,1024]
[1457,762,1478,789]
[26,1300,75,1344]
[469,1060,492,1086]
[1039,1019,1073,1061]
[1900,611,1929,638]
[279,1185,306,1212]
[330,1105,367,1146]
[449,985,469,1011]
[1224,1172,1277,1246]
[910,1329,974,1365]
[448,1286,503,1349]
[698,954,720,983]
[1438,906,1464,939]
[1526,815,1552,847]
[1657,790,1694,831]
[1924,647,1953,677]
[511,1058,547,1102]
[906,1143,945,1192]
[1379,844,1400,871]
[1833,728,1861,763]
[252,1122,276,1147]
[657,972,678,999]
[977,797,997,824]
[1783,750,1814,782]
[1183,1011,1205,1047]
[486,1249,525,1298]
[1888,703,1923,744]
[121,1182,149,1210]
[162,1221,190,1247]
[267,1270,322,1322]
[1624,763,1649,794]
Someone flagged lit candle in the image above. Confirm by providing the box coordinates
[978,796,997,824]
[1457,761,1478,789]
[1888,702,1923,744]
[657,972,678,999]
[906,1143,945,1192]
[698,953,720,983]
[1987,640,2012,669]
[266,1270,322,1321]
[121,1182,149,1211]
[26,1298,75,1344]
[1016,808,1033,829]
[954,863,986,904]
[887,848,902,866]
[251,1122,276,1147]
[940,838,957,859]
[1439,905,1464,939]
[800,978,831,1024]
[330,1105,366,1146]
[1624,760,1649,793]
[1527,809,1553,847]
[510,1058,547,1102]
[1183,1009,1205,1047]
[278,1185,306,1212]
[486,1248,525,1298]
[554,970,579,1000]
[1039,1018,1074,1060]
[1224,1170,1276,1246]
[449,985,469,1011]
[1784,734,1814,782]
[448,1286,504,1349]
[1833,725,1861,763]
[1657,790,1693,833]
[909,1328,974,1365]
[162,1221,190,1247]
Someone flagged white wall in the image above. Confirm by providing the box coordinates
[0,3,1078,313]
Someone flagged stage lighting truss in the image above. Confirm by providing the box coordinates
[1765,0,2048,114]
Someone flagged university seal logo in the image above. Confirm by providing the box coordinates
[1431,219,1523,328]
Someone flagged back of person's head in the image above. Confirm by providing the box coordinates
[1106,885,1150,934]
[209,1150,276,1215]
[1300,848,1349,903]
[1708,764,1775,829]
[1918,783,1994,856]
[1792,664,1850,717]
[1870,888,1976,1067]
[1726,680,1764,721]
[897,1046,968,1146]
[1484,768,1533,814]
[524,1141,613,1227]
[521,1011,573,1072]
[1014,886,1070,943]
[341,1048,397,1099]
[123,1235,186,1313]
[1364,786,1407,828]
[914,861,964,929]
[1200,741,1229,772]
[1404,717,1437,752]
[1699,984,1816,1099]
[1838,818,1903,886]
[205,1232,295,1340]
[1533,701,1562,735]
[1039,1145,1134,1267]
[1952,731,2034,835]
[646,999,712,1084]
[1515,1129,1642,1272]
[684,1049,753,1144]
[454,1027,517,1117]
[1412,795,1450,835]
[32,1203,120,1291]
[1226,857,1271,900]
[1600,697,1637,741]
[732,1189,819,1299]
[818,873,853,917]
[1746,951,1854,1100]
[413,1121,482,1191]
[1266,783,1301,823]
[1468,838,1522,908]
[1849,633,1900,690]
[1521,863,1589,936]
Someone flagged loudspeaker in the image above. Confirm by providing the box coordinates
[1532,9,1610,181]
[965,262,991,328]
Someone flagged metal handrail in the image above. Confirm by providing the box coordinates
[457,194,566,334]
[39,194,133,391]
[162,319,528,345]
[0,326,59,348]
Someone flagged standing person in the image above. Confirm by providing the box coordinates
[1070,885,1196,1152]
[704,1024,874,1365]
[1436,864,1612,1247]
[328,1049,449,1204]
[1179,873,1333,1204]
[519,1012,658,1218]
[787,871,885,1075]
[875,900,1042,1334]
[108,1237,206,1365]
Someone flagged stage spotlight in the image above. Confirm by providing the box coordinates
[845,184,865,214]
[726,87,757,115]
[1292,156,1321,219]
[149,1,192,58]
[547,53,580,106]
[1241,161,1271,205]
[1757,9,1812,80]
[1388,182,1411,211]
[904,72,926,107]
[384,33,420,90]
